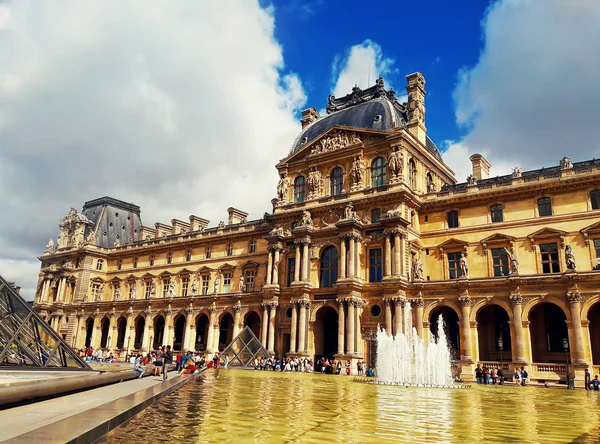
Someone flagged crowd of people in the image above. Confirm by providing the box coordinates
[78,347,120,364]
[584,368,600,391]
[250,355,375,377]
[475,364,525,385]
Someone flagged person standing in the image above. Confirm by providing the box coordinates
[163,345,172,381]
[475,364,483,384]
[520,366,528,386]
[134,354,145,379]
[584,368,591,390]
[591,375,600,391]
[497,367,504,385]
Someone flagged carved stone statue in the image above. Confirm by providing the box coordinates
[114,239,120,248]
[217,221,225,229]
[276,173,289,201]
[239,274,245,292]
[560,156,573,170]
[114,285,120,301]
[307,166,322,198]
[191,279,198,294]
[459,255,469,278]
[565,245,576,271]
[427,177,437,193]
[168,281,176,297]
[95,283,104,301]
[349,155,365,190]
[44,239,55,254]
[503,247,519,275]
[388,147,403,179]
[299,210,313,227]
[466,174,477,186]
[57,208,94,249]
[213,276,220,294]
[343,202,355,220]
[511,167,522,178]
[413,257,424,281]
[130,282,137,300]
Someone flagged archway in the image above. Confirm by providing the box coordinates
[218,313,234,351]
[430,306,460,358]
[116,317,127,349]
[195,314,209,351]
[529,303,568,363]
[134,316,145,349]
[313,305,338,362]
[100,317,110,349]
[173,314,186,351]
[476,305,511,361]
[153,315,165,349]
[589,302,600,365]
[244,311,261,338]
[85,318,94,348]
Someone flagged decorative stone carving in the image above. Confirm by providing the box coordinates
[233,300,242,313]
[239,274,245,292]
[306,166,322,199]
[191,278,198,295]
[213,275,220,294]
[503,247,519,275]
[113,285,120,301]
[342,202,358,220]
[458,296,472,307]
[427,177,437,193]
[565,245,576,271]
[276,173,289,202]
[509,293,523,305]
[407,76,426,125]
[44,239,56,254]
[560,156,573,170]
[57,208,94,249]
[167,281,176,298]
[567,291,582,303]
[217,221,225,229]
[459,255,469,278]
[410,298,424,308]
[144,306,152,317]
[298,210,313,228]
[130,281,137,300]
[387,146,403,182]
[209,302,218,314]
[308,130,362,157]
[113,238,120,248]
[412,256,424,281]
[349,154,365,191]
[466,174,477,186]
[186,304,194,316]
[511,167,522,178]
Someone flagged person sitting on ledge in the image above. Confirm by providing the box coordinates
[134,354,145,379]
[366,367,374,377]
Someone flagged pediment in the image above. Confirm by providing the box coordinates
[437,238,469,250]
[124,274,137,281]
[141,272,156,279]
[528,227,566,239]
[158,270,172,277]
[581,220,600,234]
[197,266,213,274]
[480,233,515,244]
[218,262,235,271]
[177,268,194,275]
[240,260,259,269]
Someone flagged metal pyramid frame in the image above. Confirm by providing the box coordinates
[220,325,270,367]
[0,275,91,370]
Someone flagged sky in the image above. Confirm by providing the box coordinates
[0,0,598,299]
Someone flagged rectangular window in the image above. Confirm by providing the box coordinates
[540,243,560,273]
[447,252,463,279]
[595,239,600,259]
[227,244,233,256]
[162,279,170,297]
[167,252,173,264]
[113,285,120,299]
[205,247,211,259]
[591,190,600,210]
[149,255,155,266]
[145,282,152,299]
[245,271,255,292]
[369,248,383,282]
[181,277,189,297]
[287,257,296,287]
[371,209,381,223]
[96,259,103,270]
[117,259,122,270]
[133,257,138,268]
[223,273,232,292]
[491,248,509,277]
[249,240,256,253]
[201,275,209,295]
[186,249,192,261]
[447,211,459,228]
[538,197,552,217]
[91,283,102,300]
[490,204,503,223]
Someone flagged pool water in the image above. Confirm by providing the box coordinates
[103,369,600,443]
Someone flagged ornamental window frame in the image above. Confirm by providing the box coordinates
[371,157,386,188]
[438,239,469,280]
[162,278,171,297]
[369,247,383,282]
[408,158,417,189]
[580,221,600,270]
[96,259,104,270]
[480,233,515,278]
[249,239,257,253]
[319,245,338,288]
[528,227,566,274]
[186,248,192,262]
[330,166,344,196]
[294,176,306,202]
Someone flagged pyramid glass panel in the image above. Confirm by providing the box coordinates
[220,325,270,367]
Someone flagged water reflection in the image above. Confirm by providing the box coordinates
[102,370,600,443]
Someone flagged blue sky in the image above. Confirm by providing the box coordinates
[266,0,490,147]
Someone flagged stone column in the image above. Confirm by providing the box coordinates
[298,301,308,353]
[272,246,281,286]
[56,278,65,302]
[384,235,392,277]
[290,302,298,354]
[354,300,362,354]
[266,249,273,285]
[346,299,355,355]
[261,303,269,348]
[232,304,242,340]
[412,298,424,339]
[393,232,401,277]
[384,299,393,334]
[108,312,117,350]
[164,309,173,348]
[206,306,218,353]
[267,302,277,353]
[568,292,587,365]
[354,236,361,280]
[348,236,355,278]
[92,316,102,348]
[125,310,135,352]
[336,299,345,355]
[301,240,310,282]
[40,279,49,302]
[73,314,83,348]
[458,296,473,362]
[509,294,527,363]
[339,236,347,279]
[393,299,403,336]
[183,306,194,352]
[141,308,152,351]
[293,244,301,283]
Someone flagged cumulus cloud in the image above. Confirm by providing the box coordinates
[443,0,600,182]
[0,0,306,299]
[330,40,397,97]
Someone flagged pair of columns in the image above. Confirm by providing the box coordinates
[289,300,310,354]
[339,234,362,279]
[261,302,278,353]
[41,277,70,303]
[291,238,312,284]
[335,298,363,355]
[383,230,404,278]
[383,297,408,336]
[266,244,283,285]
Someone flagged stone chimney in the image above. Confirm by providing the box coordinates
[469,154,491,180]
[406,72,427,145]
[189,215,209,232]
[227,207,248,225]
[300,108,320,129]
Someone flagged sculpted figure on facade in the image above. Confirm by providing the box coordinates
[217,221,225,229]
[130,281,137,300]
[460,255,469,278]
[239,274,245,292]
[306,166,322,198]
[191,278,198,295]
[57,208,94,249]
[114,284,120,301]
[503,247,520,275]
[114,239,120,248]
[427,176,437,193]
[388,146,403,180]
[276,173,289,202]
[565,245,576,271]
[213,275,220,294]
[168,281,176,298]
[44,239,56,254]
[466,174,477,186]
[298,210,313,228]
[413,256,424,281]
[560,156,573,170]
[349,154,365,190]
[343,202,356,220]
[511,167,522,178]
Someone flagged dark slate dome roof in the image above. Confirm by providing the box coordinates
[289,78,442,160]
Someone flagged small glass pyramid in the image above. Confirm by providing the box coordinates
[0,275,91,369]
[220,325,270,367]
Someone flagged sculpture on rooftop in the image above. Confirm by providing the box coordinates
[560,156,573,170]
[44,239,56,254]
[466,174,477,186]
[511,167,522,178]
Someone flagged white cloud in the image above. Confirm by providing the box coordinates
[443,0,600,181]
[331,40,397,97]
[0,0,306,300]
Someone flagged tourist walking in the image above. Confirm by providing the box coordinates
[585,368,591,390]
[497,367,504,385]
[163,345,172,381]
[513,368,521,386]
[520,367,528,386]
[134,354,145,379]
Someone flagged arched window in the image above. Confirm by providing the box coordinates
[408,159,417,189]
[319,246,338,288]
[330,167,343,196]
[371,157,386,188]
[426,172,434,191]
[294,176,306,202]
[371,208,381,223]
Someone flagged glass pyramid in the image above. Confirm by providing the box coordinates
[0,275,91,369]
[220,326,270,367]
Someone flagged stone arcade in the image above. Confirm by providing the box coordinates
[34,73,600,385]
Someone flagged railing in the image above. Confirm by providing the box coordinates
[479,361,510,371]
[532,363,567,374]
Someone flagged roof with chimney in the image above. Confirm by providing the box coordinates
[289,77,442,160]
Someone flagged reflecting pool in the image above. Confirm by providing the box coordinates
[104,369,600,443]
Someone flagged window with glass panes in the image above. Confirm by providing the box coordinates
[133,257,138,268]
[287,257,295,287]
[447,252,463,279]
[540,243,560,273]
[149,255,155,266]
[249,240,256,253]
[96,259,103,270]
[162,279,170,297]
[245,271,255,292]
[181,277,189,297]
[186,249,192,261]
[145,282,153,299]
[117,259,122,270]
[91,283,102,300]
[371,208,381,223]
[205,247,211,259]
[223,273,232,292]
[591,190,600,210]
[447,211,459,228]
[538,197,552,217]
[201,275,209,295]
[490,204,503,223]
[595,239,600,258]
[227,244,233,256]
[167,252,173,264]
[369,248,383,282]
[330,167,343,195]
[491,248,509,276]
[371,157,386,188]
[294,176,306,202]
[319,246,338,288]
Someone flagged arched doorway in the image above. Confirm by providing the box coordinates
[529,303,568,363]
[173,314,186,351]
[195,314,209,351]
[477,305,511,361]
[153,315,165,350]
[313,306,338,361]
[244,311,261,338]
[99,317,110,348]
[430,306,460,358]
[116,317,127,349]
[589,302,600,365]
[219,313,234,351]
[85,318,94,348]
[134,316,145,349]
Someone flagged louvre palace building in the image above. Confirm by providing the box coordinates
[34,73,600,385]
